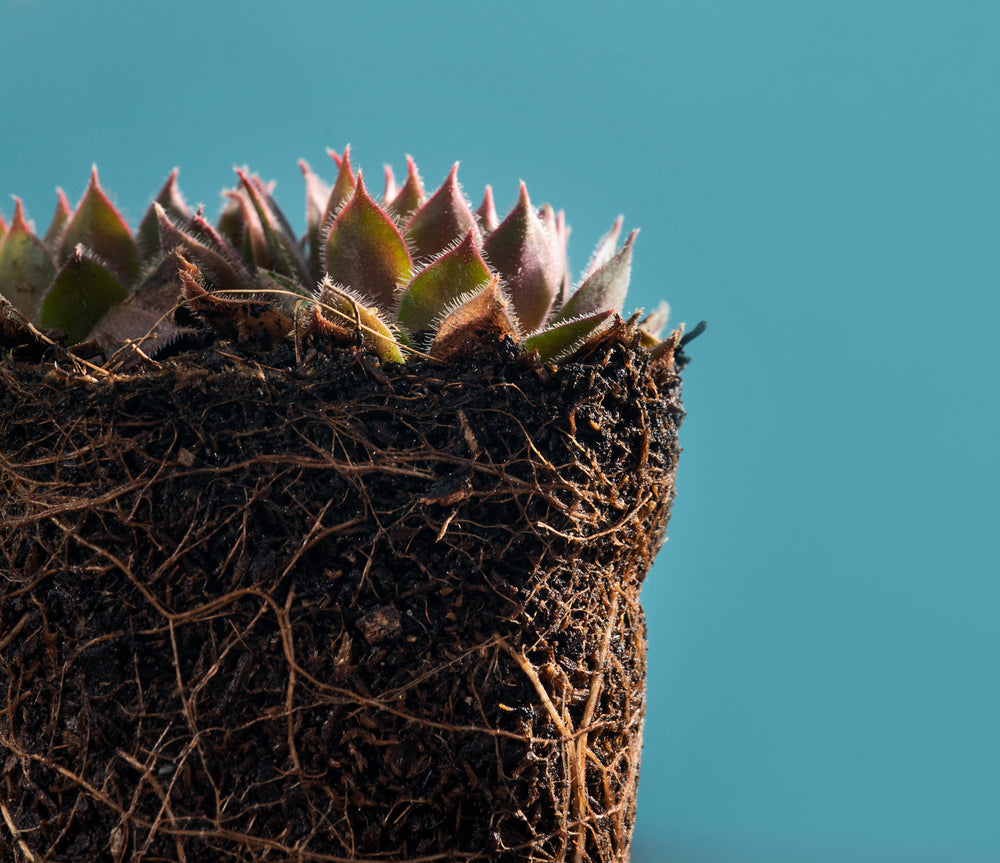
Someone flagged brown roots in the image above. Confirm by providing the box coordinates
[0,328,684,862]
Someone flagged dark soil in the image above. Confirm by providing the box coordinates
[0,328,684,862]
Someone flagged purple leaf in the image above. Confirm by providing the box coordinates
[236,168,309,282]
[582,215,623,281]
[155,203,250,297]
[60,166,140,285]
[396,230,493,336]
[137,169,192,261]
[553,230,636,325]
[320,146,357,234]
[42,188,72,254]
[0,197,57,319]
[38,244,128,343]
[476,185,499,234]
[404,163,479,262]
[482,182,559,333]
[323,171,412,311]
[385,155,426,225]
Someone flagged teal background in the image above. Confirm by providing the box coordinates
[2,1,998,860]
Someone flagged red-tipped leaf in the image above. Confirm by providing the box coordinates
[60,166,140,285]
[476,185,499,234]
[404,163,479,262]
[324,172,412,311]
[482,182,559,333]
[0,198,57,319]
[137,169,192,261]
[522,309,616,363]
[42,188,72,253]
[386,155,426,225]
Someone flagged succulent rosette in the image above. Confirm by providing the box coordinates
[0,147,672,365]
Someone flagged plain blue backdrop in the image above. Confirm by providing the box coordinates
[2,1,998,860]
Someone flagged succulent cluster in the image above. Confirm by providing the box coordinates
[0,148,670,363]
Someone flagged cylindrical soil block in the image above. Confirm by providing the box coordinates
[0,331,683,862]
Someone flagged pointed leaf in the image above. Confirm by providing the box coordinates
[222,188,268,267]
[60,166,140,284]
[554,229,636,324]
[320,145,357,234]
[404,163,479,262]
[316,276,404,363]
[382,163,399,202]
[42,188,72,253]
[0,212,7,242]
[155,203,250,297]
[476,185,499,234]
[522,309,615,363]
[385,155,425,225]
[39,244,128,343]
[582,215,623,281]
[539,204,570,307]
[396,231,494,337]
[0,198,57,320]
[324,171,412,311]
[137,169,191,261]
[429,277,519,361]
[482,181,558,333]
[236,168,309,282]
[300,158,330,279]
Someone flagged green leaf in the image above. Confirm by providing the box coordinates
[429,277,519,361]
[137,169,191,261]
[39,244,128,343]
[396,230,492,337]
[316,276,404,363]
[522,309,615,363]
[324,171,412,311]
[482,181,558,333]
[59,166,140,285]
[404,163,479,262]
[552,229,636,325]
[0,197,57,321]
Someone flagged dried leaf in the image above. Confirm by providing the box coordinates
[429,277,519,361]
[178,255,290,348]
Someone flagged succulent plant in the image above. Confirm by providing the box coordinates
[0,148,671,365]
